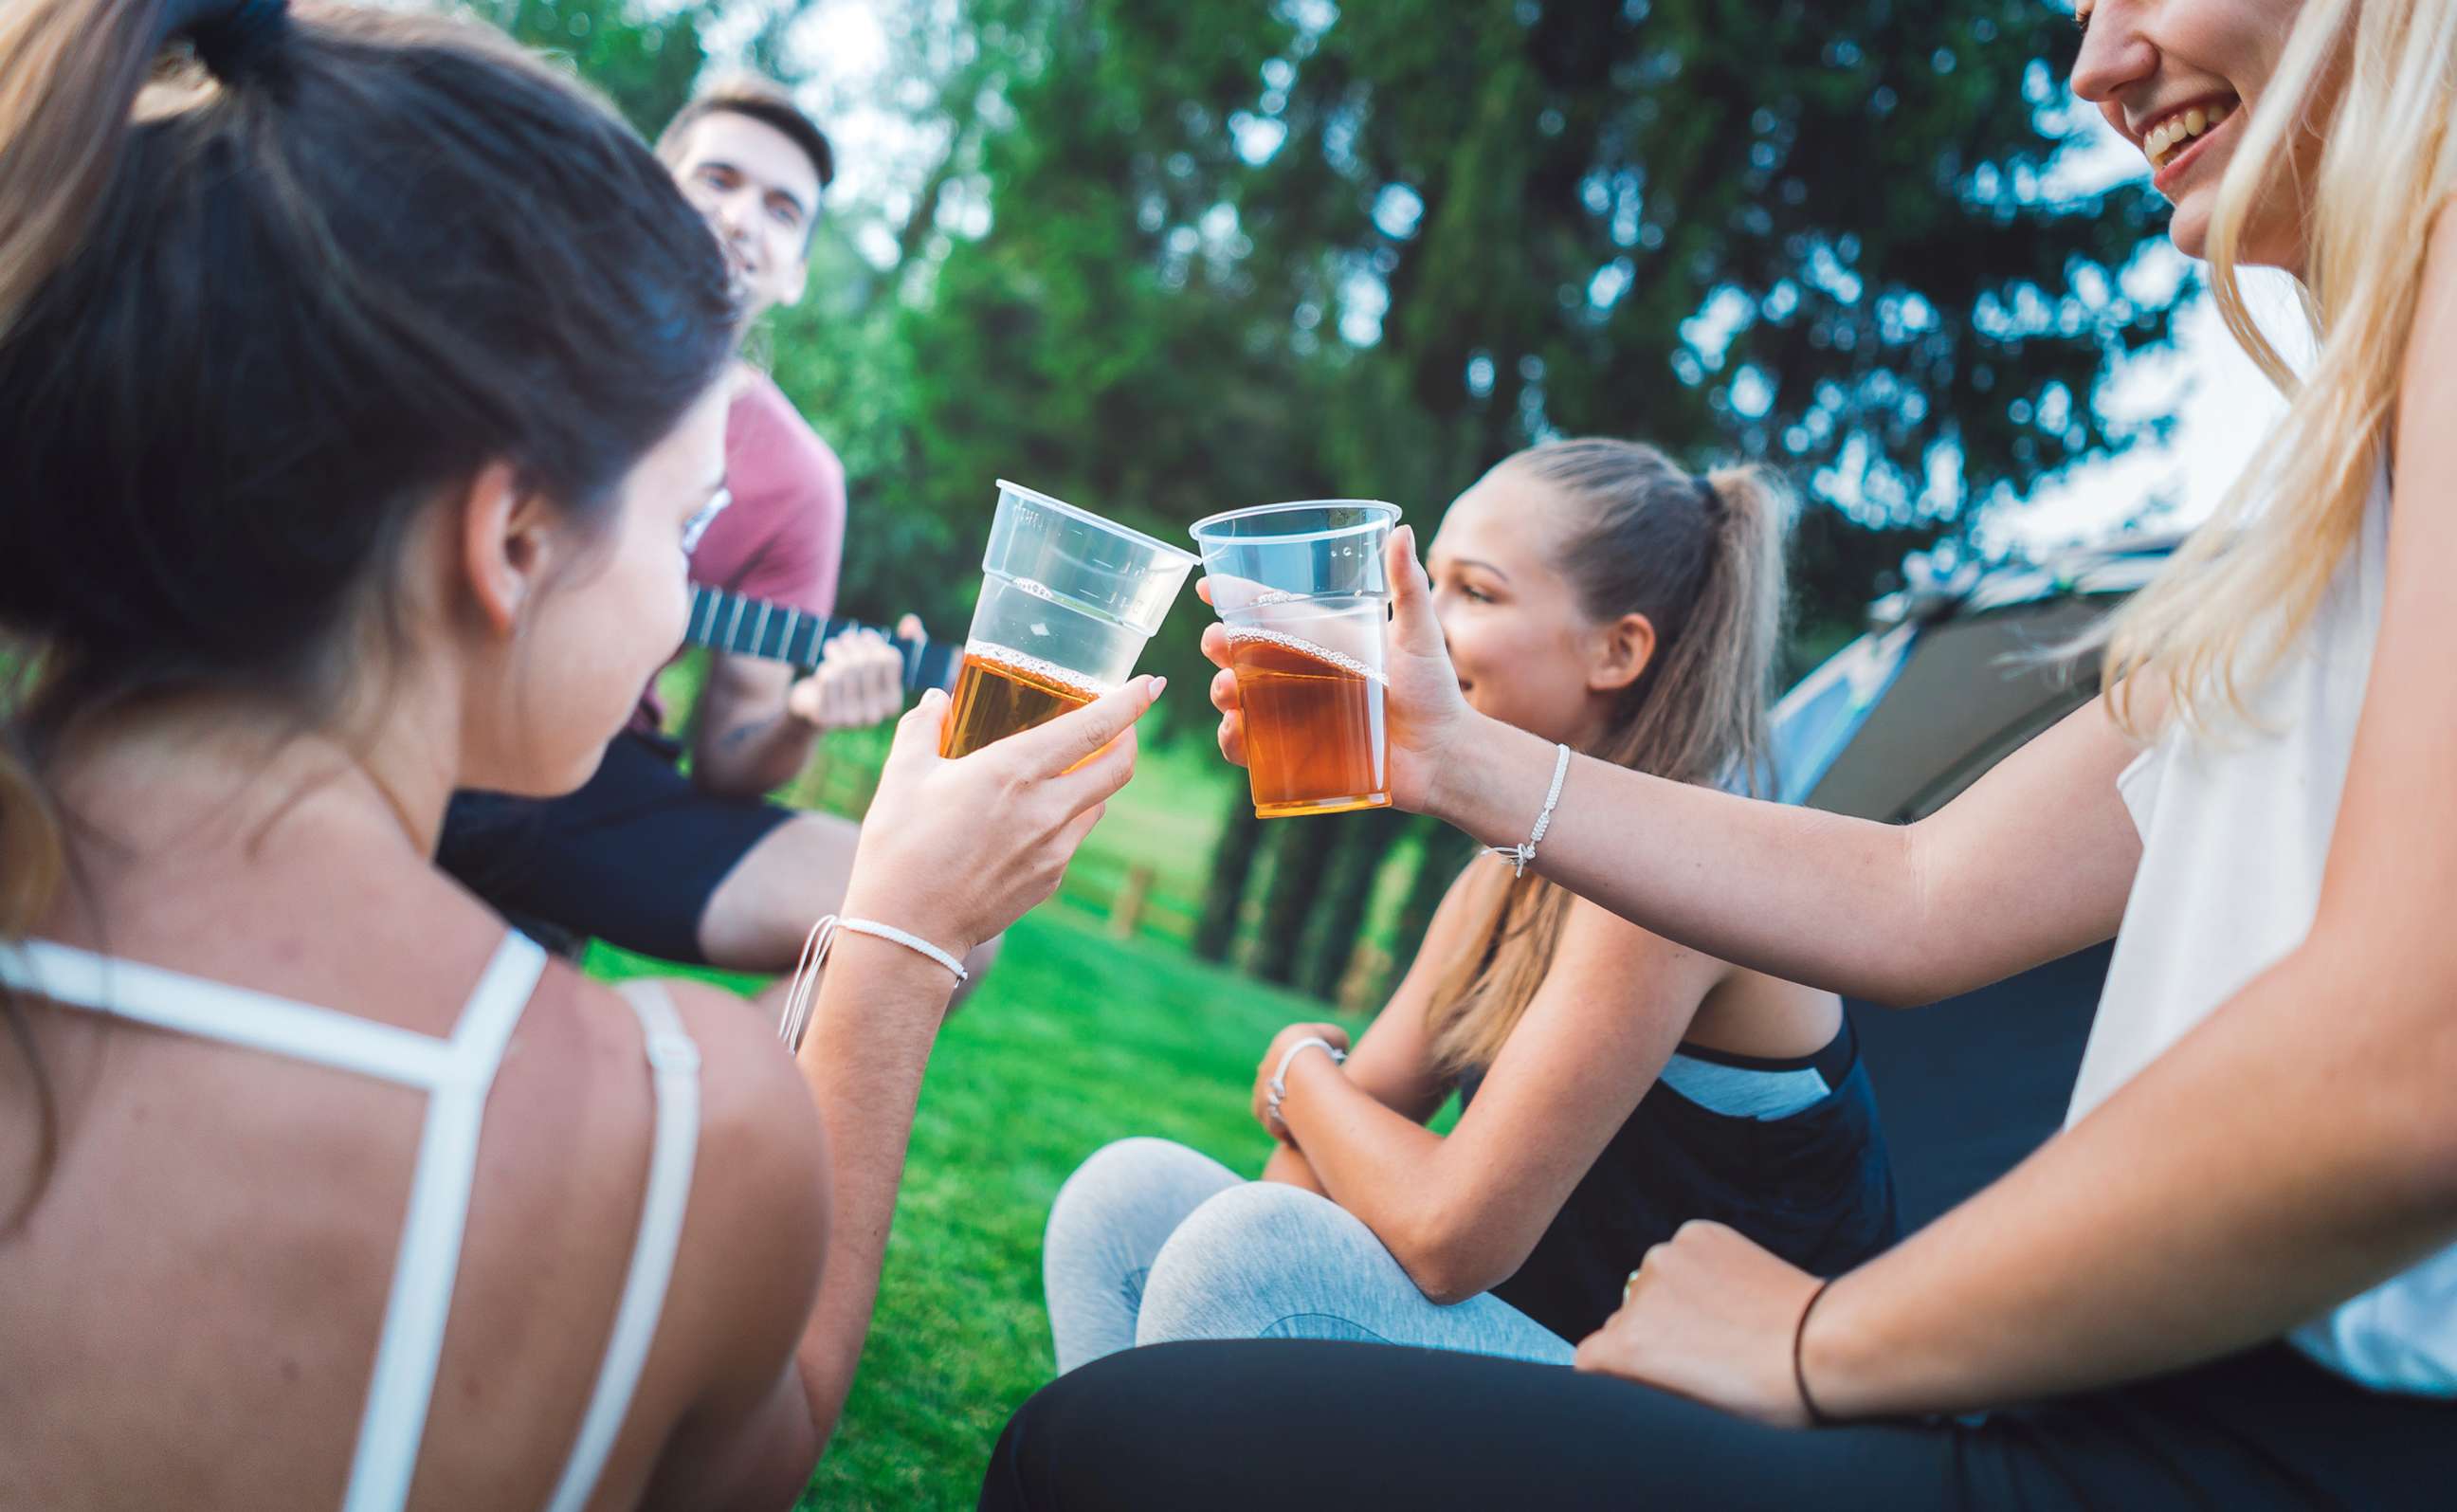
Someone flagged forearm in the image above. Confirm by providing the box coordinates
[1427,714,1951,1004]
[784,934,953,1448]
[695,709,822,798]
[1259,1142,1328,1195]
[1277,1055,1506,1299]
[1806,943,2457,1416]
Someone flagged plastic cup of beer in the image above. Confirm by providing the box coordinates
[1189,500,1400,818]
[940,480,1199,759]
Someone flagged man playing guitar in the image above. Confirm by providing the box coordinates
[438,77,982,981]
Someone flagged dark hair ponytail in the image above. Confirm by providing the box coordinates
[0,0,737,1223]
[1424,440,1793,1075]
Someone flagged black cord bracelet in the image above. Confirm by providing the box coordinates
[1793,1276,1837,1428]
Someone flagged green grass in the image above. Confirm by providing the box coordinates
[588,904,1365,1508]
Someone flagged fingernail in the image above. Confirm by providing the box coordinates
[1150,675,1169,698]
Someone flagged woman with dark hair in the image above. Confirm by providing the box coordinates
[982,0,2457,1505]
[0,2,1155,1506]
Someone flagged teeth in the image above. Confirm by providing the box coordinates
[2146,100,2233,169]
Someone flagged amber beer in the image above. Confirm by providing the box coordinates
[941,645,1101,758]
[1226,628,1390,817]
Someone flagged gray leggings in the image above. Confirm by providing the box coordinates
[1042,1137,1574,1375]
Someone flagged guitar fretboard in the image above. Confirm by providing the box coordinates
[685,584,846,667]
[683,584,961,694]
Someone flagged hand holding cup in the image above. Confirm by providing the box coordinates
[1204,524,1478,817]
[842,675,1164,958]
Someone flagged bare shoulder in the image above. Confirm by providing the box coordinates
[482,968,828,1325]
[2401,196,2457,420]
[587,974,829,1295]
[481,970,828,1503]
[2427,193,2457,280]
[651,976,830,1213]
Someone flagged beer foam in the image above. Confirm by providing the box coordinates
[963,640,1116,700]
[1224,625,1390,684]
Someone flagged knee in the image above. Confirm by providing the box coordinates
[1045,1138,1229,1259]
[1135,1182,1369,1343]
[1168,1178,1353,1257]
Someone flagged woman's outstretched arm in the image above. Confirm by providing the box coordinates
[782,683,1154,1448]
[1425,696,2143,1007]
[1575,208,2457,1423]
[1204,555,2145,1010]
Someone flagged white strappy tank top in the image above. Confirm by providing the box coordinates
[0,932,703,1510]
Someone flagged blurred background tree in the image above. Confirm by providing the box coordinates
[511,0,2182,996]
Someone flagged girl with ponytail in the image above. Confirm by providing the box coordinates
[0,2,1151,1504]
[1041,442,1896,1371]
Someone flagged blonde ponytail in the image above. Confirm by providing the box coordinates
[1422,443,1793,1076]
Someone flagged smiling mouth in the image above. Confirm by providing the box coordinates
[2144,97,2237,172]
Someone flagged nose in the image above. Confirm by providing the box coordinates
[2069,3,2156,112]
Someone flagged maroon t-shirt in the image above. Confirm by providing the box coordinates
[634,369,846,734]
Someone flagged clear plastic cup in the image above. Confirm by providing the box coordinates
[1189,500,1401,817]
[941,480,1199,758]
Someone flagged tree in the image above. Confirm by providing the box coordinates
[482,0,718,136]
[1293,805,1411,999]
[530,0,2189,998]
[875,0,2178,993]
[1193,793,1266,961]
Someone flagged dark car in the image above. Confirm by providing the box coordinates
[1772,531,2182,1229]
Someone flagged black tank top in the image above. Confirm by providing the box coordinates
[1458,1016,1899,1342]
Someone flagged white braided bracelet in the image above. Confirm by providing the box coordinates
[1265,1035,1346,1131]
[1487,741,1573,878]
[777,914,969,1054]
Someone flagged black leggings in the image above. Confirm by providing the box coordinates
[980,1339,2454,1510]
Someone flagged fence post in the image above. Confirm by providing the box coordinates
[1109,864,1155,939]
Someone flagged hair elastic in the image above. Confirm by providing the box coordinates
[1695,472,1724,522]
[175,0,290,85]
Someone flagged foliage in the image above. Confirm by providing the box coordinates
[476,0,717,133]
